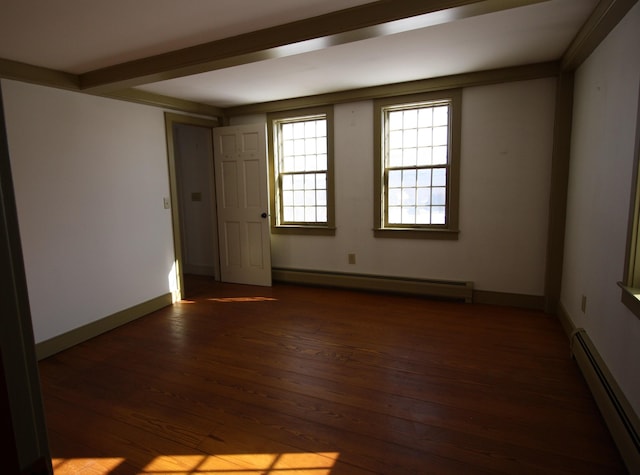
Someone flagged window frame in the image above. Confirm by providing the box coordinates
[373,89,461,240]
[267,106,335,235]
[619,86,640,319]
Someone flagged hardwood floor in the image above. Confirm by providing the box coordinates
[38,276,626,474]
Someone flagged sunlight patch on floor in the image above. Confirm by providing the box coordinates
[52,452,340,474]
[207,296,278,303]
[52,457,124,473]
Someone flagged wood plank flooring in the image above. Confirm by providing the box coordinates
[38,276,627,474]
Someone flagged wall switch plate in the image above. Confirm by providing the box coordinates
[163,197,170,209]
[348,253,356,265]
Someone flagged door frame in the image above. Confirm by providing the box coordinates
[164,112,221,301]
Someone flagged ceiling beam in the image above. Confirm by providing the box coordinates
[562,0,639,71]
[79,0,547,94]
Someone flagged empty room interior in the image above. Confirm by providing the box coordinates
[1,1,639,474]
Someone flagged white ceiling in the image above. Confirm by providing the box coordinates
[0,0,598,109]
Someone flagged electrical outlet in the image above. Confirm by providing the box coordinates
[581,295,587,313]
[163,197,171,209]
[348,253,356,265]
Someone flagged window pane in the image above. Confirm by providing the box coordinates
[433,168,446,186]
[388,170,402,188]
[433,126,448,146]
[305,155,316,171]
[417,188,430,206]
[317,138,327,154]
[294,207,305,221]
[416,207,430,224]
[304,173,315,189]
[389,130,403,149]
[294,155,305,172]
[403,148,417,167]
[433,106,448,126]
[305,121,315,136]
[316,190,327,206]
[417,169,431,187]
[389,111,403,130]
[403,188,416,206]
[432,187,446,205]
[293,174,304,189]
[403,109,418,129]
[317,154,327,170]
[282,190,294,206]
[388,206,401,224]
[305,190,316,206]
[432,206,446,224]
[388,188,402,206]
[305,207,316,222]
[316,173,326,190]
[282,174,293,190]
[305,138,316,155]
[402,169,416,187]
[317,206,327,222]
[316,120,326,137]
[294,190,304,206]
[282,123,294,140]
[389,149,403,167]
[418,108,433,127]
[283,206,294,221]
[283,156,294,172]
[417,128,432,147]
[432,146,447,165]
[403,129,417,148]
[402,207,415,224]
[417,147,431,166]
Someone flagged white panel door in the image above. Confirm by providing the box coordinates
[213,124,272,286]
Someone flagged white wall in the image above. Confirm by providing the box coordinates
[561,3,640,414]
[2,79,175,343]
[236,78,556,296]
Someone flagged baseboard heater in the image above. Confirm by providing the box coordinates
[570,328,640,473]
[272,267,473,303]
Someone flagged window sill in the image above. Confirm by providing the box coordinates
[373,228,459,240]
[618,282,640,320]
[271,225,336,236]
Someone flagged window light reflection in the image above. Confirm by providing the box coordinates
[207,296,278,303]
[51,452,340,474]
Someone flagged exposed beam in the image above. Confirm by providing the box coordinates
[562,0,639,71]
[0,58,78,91]
[102,89,223,118]
[79,0,547,94]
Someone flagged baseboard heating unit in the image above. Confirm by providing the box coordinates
[272,268,473,303]
[570,328,640,473]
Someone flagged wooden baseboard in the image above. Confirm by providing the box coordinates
[560,305,640,473]
[273,267,475,302]
[473,290,545,311]
[35,293,172,360]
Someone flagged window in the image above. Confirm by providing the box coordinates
[620,99,640,319]
[374,90,461,239]
[267,106,335,235]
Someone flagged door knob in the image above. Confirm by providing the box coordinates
[261,212,268,218]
